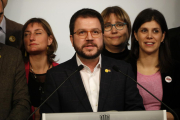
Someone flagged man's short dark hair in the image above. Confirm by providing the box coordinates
[69,8,104,35]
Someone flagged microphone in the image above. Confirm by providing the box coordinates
[112,65,179,120]
[27,65,84,120]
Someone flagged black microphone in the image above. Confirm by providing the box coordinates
[112,65,179,120]
[27,65,84,120]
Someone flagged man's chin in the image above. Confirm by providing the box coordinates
[85,55,99,59]
[78,52,100,59]
[75,45,103,59]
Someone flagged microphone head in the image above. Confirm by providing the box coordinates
[78,65,84,71]
[112,65,119,72]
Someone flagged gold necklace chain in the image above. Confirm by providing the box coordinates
[29,62,51,79]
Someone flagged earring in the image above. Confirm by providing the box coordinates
[25,51,27,57]
[47,46,49,50]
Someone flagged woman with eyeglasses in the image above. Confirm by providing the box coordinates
[101,6,131,60]
[21,18,58,120]
[129,8,180,120]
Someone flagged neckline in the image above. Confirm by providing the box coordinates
[102,46,130,60]
[29,72,46,76]
[137,71,160,77]
[29,62,51,78]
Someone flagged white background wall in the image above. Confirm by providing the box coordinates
[4,0,180,63]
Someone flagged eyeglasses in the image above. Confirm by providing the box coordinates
[104,22,127,32]
[73,29,102,39]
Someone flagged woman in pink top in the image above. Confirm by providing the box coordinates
[128,8,180,120]
[20,18,58,120]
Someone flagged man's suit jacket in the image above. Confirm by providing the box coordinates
[169,27,180,62]
[0,43,30,120]
[40,54,144,113]
[5,17,23,49]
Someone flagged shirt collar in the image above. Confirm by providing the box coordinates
[76,53,101,72]
[0,16,6,33]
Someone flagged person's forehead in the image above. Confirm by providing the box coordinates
[104,13,123,23]
[2,0,8,8]
[140,20,161,28]
[26,22,44,30]
[74,17,101,29]
[0,1,3,10]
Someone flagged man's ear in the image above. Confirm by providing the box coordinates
[70,35,74,47]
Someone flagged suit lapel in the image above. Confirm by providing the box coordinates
[0,44,6,86]
[5,17,19,48]
[0,44,4,73]
[98,55,112,111]
[5,17,14,41]
[66,55,92,112]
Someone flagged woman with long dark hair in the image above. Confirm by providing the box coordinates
[129,8,180,120]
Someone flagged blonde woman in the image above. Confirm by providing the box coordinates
[101,6,131,60]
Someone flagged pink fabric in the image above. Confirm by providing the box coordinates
[137,71,163,110]
[25,61,58,120]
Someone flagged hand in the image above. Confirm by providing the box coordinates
[167,112,174,120]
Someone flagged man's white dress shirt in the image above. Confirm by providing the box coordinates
[76,54,101,112]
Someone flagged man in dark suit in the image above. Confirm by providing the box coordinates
[0,0,23,49]
[0,43,30,119]
[40,8,144,114]
[168,27,180,62]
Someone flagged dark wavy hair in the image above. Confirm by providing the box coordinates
[130,8,172,73]
[21,18,58,64]
[69,8,104,35]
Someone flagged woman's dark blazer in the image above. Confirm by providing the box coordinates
[129,59,180,120]
[168,27,180,63]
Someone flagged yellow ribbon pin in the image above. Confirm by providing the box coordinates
[9,36,16,42]
[105,69,111,73]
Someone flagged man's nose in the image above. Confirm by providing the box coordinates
[86,31,93,40]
